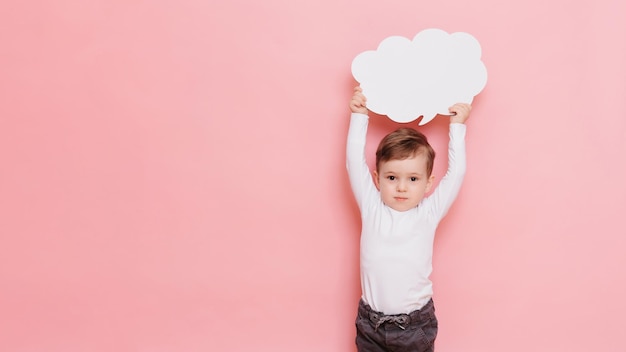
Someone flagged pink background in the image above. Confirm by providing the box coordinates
[1,0,625,351]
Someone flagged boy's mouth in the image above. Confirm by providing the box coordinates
[394,197,409,201]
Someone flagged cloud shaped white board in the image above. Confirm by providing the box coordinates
[351,29,487,124]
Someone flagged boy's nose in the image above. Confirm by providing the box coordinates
[397,181,407,191]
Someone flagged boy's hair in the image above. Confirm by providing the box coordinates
[376,128,436,176]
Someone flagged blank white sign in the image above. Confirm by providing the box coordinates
[352,28,487,124]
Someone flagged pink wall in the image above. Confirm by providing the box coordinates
[1,0,625,351]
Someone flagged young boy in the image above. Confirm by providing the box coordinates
[347,86,471,352]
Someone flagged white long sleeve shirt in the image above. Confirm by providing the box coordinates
[346,113,466,314]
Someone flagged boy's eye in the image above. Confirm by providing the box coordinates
[410,177,417,182]
[387,176,395,181]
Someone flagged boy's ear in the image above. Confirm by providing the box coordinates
[425,174,435,193]
[373,170,381,190]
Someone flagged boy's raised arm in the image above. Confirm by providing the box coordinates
[426,103,471,220]
[346,87,377,211]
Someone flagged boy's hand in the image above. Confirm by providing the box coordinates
[350,86,368,114]
[448,103,472,124]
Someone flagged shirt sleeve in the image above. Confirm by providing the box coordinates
[346,113,379,212]
[425,123,467,221]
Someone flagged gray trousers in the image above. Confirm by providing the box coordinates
[355,299,438,352]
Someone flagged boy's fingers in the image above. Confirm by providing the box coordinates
[449,103,471,112]
[351,99,365,107]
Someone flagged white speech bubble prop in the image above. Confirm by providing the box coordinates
[352,28,487,125]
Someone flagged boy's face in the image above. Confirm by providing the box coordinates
[374,154,435,212]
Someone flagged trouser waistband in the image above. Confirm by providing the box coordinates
[358,299,435,331]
